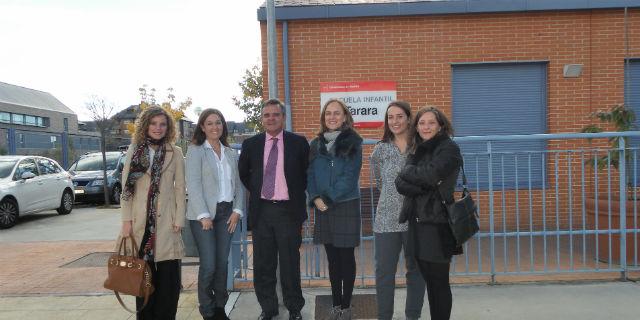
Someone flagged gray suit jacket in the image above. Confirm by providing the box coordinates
[185,142,245,220]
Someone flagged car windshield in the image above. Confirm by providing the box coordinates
[0,159,18,179]
[74,154,121,171]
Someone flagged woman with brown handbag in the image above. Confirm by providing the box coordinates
[119,106,186,320]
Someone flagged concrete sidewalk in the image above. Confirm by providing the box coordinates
[1,281,639,319]
[2,207,639,319]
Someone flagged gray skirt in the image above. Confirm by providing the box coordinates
[313,198,361,248]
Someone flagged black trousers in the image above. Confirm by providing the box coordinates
[416,259,452,320]
[253,201,305,316]
[136,259,181,320]
[324,244,356,309]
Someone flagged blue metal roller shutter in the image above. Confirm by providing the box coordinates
[625,59,640,181]
[451,62,547,189]
[626,59,640,140]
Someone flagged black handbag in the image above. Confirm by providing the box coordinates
[436,165,479,246]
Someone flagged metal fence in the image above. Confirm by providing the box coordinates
[2,128,101,168]
[227,132,640,289]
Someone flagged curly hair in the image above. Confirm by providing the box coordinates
[132,106,177,144]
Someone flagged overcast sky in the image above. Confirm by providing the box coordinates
[0,0,264,122]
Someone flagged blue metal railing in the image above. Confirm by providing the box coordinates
[228,132,640,288]
[4,128,103,168]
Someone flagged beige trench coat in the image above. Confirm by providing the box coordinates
[117,143,186,262]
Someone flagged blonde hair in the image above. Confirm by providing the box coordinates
[132,106,177,144]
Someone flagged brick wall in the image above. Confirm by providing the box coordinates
[260,9,640,231]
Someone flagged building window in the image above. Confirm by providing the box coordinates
[2,113,48,127]
[63,118,68,132]
[0,112,9,123]
[17,133,24,148]
[12,114,24,124]
[25,115,36,126]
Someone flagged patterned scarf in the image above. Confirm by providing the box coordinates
[122,137,166,261]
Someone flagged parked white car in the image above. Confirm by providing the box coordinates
[0,155,74,229]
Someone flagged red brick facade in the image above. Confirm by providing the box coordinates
[260,9,640,231]
[261,9,639,137]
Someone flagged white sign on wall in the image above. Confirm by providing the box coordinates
[320,81,396,128]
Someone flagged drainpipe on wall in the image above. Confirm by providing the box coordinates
[283,21,292,131]
[266,0,284,304]
[267,0,278,99]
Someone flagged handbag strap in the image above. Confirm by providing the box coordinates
[116,236,140,258]
[114,291,149,313]
[112,264,153,313]
[460,164,468,190]
[436,162,468,205]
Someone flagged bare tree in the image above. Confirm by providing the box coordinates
[85,95,115,205]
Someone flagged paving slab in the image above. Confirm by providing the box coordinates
[1,281,639,319]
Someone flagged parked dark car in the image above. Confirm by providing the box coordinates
[68,151,126,204]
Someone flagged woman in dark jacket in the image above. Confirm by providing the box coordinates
[308,98,363,320]
[395,106,463,320]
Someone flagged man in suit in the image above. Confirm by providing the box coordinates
[238,99,309,320]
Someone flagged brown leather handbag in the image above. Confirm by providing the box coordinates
[103,236,154,313]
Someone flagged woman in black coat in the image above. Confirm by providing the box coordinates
[395,106,463,320]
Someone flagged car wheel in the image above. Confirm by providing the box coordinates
[0,198,18,229]
[111,184,121,205]
[57,190,73,215]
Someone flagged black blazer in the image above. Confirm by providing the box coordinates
[238,131,310,228]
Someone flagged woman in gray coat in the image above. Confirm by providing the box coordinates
[186,108,245,320]
[371,101,425,320]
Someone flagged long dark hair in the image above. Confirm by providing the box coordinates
[191,108,229,147]
[412,106,454,145]
[381,100,412,143]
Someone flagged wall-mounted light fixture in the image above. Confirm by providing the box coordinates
[563,64,583,78]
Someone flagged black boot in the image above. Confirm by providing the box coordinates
[215,307,231,320]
